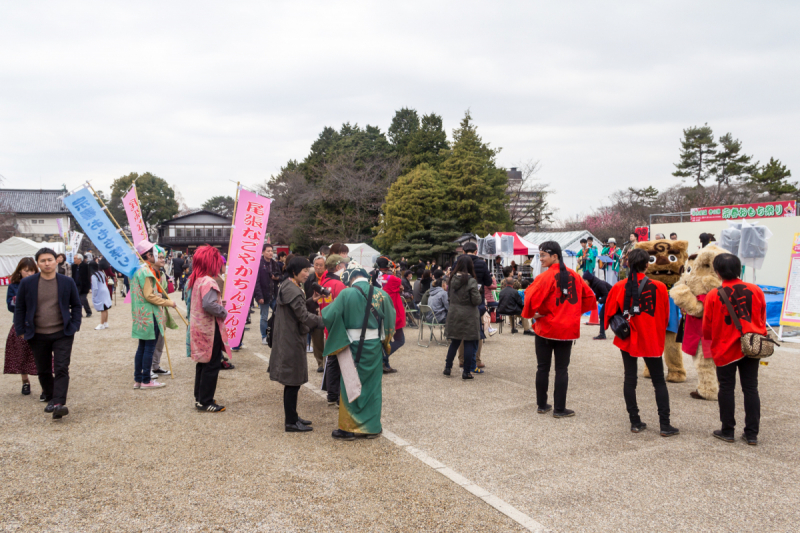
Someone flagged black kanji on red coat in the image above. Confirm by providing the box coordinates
[723,284,753,325]
[639,282,657,317]
[556,275,578,306]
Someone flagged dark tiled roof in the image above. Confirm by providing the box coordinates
[0,189,71,214]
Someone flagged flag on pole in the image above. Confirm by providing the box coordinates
[123,185,148,246]
[223,189,272,348]
[62,188,139,278]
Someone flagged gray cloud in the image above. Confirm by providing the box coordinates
[1,1,797,219]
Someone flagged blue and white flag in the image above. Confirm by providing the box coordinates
[62,187,139,278]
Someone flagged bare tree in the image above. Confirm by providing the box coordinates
[258,168,315,245]
[506,160,553,233]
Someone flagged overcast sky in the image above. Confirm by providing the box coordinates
[1,1,798,220]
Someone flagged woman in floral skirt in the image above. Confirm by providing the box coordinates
[5,257,40,398]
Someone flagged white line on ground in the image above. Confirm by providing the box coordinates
[256,352,550,533]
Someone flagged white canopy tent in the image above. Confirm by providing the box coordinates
[0,237,66,276]
[345,243,382,268]
[523,230,600,272]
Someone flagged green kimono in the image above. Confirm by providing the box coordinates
[577,246,597,273]
[130,265,177,340]
[322,279,395,435]
[601,246,621,273]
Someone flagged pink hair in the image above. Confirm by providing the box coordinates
[187,246,224,289]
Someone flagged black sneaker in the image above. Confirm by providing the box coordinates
[44,401,56,413]
[631,422,647,433]
[713,430,734,443]
[443,367,451,376]
[196,402,226,412]
[383,365,397,374]
[316,366,324,373]
[741,434,758,446]
[285,421,313,432]
[327,397,339,406]
[523,330,535,336]
[593,335,607,340]
[537,404,552,414]
[52,404,69,419]
[511,328,518,334]
[21,382,31,396]
[221,361,235,370]
[39,394,48,402]
[153,368,170,376]
[553,409,575,418]
[660,425,680,437]
[462,371,473,380]
[332,429,355,440]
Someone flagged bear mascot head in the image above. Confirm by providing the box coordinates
[634,239,689,289]
[669,244,727,318]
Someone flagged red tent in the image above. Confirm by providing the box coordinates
[493,232,539,255]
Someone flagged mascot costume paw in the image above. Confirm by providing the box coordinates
[635,239,688,383]
[668,245,727,400]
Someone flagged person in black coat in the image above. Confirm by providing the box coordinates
[14,248,82,419]
[496,279,525,333]
[71,254,92,317]
[583,271,612,340]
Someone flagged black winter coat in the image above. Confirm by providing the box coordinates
[496,286,524,316]
[444,273,482,340]
[582,271,612,303]
[253,257,283,303]
[468,254,493,303]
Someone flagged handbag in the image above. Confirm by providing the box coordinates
[265,312,275,348]
[608,276,648,340]
[717,287,778,359]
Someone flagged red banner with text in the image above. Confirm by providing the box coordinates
[690,201,796,222]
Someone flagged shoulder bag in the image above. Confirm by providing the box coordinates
[717,287,778,359]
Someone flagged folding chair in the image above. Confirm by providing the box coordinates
[404,299,420,327]
[418,305,447,347]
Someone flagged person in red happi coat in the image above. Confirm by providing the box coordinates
[605,248,679,437]
[702,253,767,446]
[522,241,596,418]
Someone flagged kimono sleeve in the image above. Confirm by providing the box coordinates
[322,291,351,357]
[521,273,551,319]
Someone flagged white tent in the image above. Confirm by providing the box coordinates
[0,237,66,276]
[346,243,382,268]
[523,230,599,271]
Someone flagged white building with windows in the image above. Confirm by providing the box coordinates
[0,188,73,242]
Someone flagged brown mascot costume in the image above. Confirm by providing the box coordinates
[634,239,688,382]
[668,245,727,400]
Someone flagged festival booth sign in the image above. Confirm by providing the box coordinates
[690,201,796,222]
[223,189,272,349]
[122,185,149,246]
[635,226,649,242]
[778,233,800,343]
[62,188,139,278]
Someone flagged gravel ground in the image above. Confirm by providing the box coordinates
[0,291,524,533]
[3,290,800,532]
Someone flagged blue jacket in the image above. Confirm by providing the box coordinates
[13,273,83,340]
[7,283,19,313]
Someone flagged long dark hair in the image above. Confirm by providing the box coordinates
[452,254,476,278]
[539,241,569,296]
[625,248,650,316]
[10,257,38,284]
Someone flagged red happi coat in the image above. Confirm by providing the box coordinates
[522,263,596,340]
[379,273,407,329]
[604,274,670,357]
[702,279,767,367]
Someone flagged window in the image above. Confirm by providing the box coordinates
[32,220,38,224]
[215,228,222,237]
[176,228,184,237]
[206,228,212,237]
[39,220,44,224]
[169,227,176,237]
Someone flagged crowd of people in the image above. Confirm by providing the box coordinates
[3,230,771,446]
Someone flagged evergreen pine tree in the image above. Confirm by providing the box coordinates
[673,124,718,187]
[714,133,757,187]
[750,158,796,200]
[390,218,461,263]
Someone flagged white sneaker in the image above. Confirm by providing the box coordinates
[104,323,109,329]
[487,327,498,336]
[306,345,314,353]
[141,380,165,389]
[262,337,268,345]
[95,323,106,330]
[150,372,159,381]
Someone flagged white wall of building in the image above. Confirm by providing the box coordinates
[652,216,800,287]
[15,215,66,236]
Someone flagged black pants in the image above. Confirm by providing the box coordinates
[534,336,572,412]
[717,357,760,438]
[194,324,223,406]
[322,355,341,403]
[284,385,300,425]
[29,331,74,405]
[598,300,606,337]
[621,351,670,427]
[79,293,92,316]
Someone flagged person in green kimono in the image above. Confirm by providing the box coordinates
[600,238,622,285]
[131,241,178,390]
[577,237,598,274]
[322,265,395,441]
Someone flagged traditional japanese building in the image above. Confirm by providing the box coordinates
[0,188,73,243]
[157,210,232,254]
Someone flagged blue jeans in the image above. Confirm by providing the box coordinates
[383,328,405,367]
[259,300,275,339]
[134,321,160,384]
[446,339,477,372]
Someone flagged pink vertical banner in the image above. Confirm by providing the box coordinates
[123,185,148,246]
[223,188,271,348]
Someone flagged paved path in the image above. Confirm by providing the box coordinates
[2,292,799,532]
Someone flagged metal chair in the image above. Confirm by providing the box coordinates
[404,299,420,327]
[418,304,447,347]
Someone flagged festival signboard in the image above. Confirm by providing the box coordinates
[690,201,796,222]
[62,188,139,278]
[779,233,800,328]
[66,230,84,264]
[122,185,148,246]
[634,226,649,242]
[222,189,272,348]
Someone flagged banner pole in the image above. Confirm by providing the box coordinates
[226,183,241,258]
[162,330,175,380]
[85,183,188,327]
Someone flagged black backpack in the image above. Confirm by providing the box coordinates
[608,276,648,340]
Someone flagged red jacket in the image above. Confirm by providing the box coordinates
[379,273,406,329]
[702,279,766,367]
[604,274,670,357]
[522,263,596,340]
[318,271,345,313]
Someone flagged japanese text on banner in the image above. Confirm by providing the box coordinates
[62,188,139,278]
[123,186,148,246]
[223,189,272,348]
